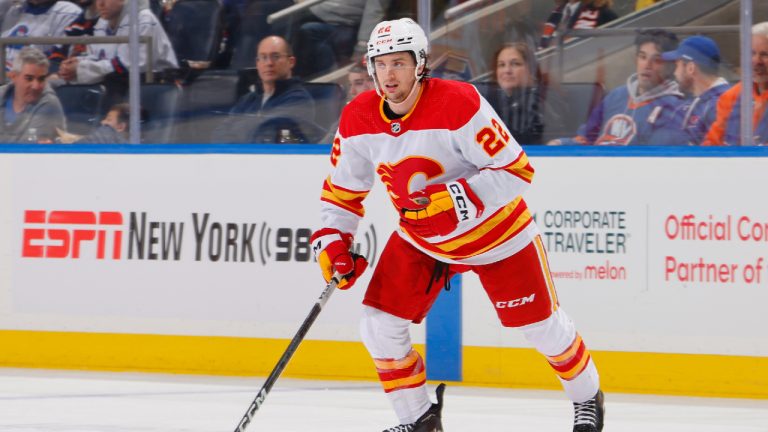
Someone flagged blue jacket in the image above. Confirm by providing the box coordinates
[675,78,729,145]
[211,77,317,143]
[559,75,687,145]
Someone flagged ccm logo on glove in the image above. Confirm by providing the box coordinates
[400,178,484,238]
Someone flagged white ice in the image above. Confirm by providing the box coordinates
[0,368,766,431]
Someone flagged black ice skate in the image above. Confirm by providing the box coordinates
[382,383,446,432]
[572,389,605,432]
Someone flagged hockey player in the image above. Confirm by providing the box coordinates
[310,18,604,432]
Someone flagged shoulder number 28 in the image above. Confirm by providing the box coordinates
[475,119,509,157]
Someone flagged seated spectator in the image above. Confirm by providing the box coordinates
[50,0,100,62]
[293,0,391,79]
[1,0,81,71]
[539,0,618,49]
[704,22,768,146]
[57,102,141,143]
[345,58,375,103]
[481,42,564,145]
[550,29,687,145]
[321,58,375,143]
[211,35,315,143]
[0,46,66,143]
[57,0,178,84]
[661,35,729,145]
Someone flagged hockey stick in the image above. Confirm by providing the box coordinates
[233,272,341,432]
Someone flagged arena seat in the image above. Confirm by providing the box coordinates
[54,84,106,135]
[140,83,182,144]
[175,71,240,143]
[303,82,345,135]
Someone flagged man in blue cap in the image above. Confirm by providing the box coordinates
[662,35,730,145]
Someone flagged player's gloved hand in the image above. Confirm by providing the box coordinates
[399,179,484,238]
[310,228,368,290]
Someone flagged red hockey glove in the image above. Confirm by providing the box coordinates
[400,179,485,238]
[310,228,368,290]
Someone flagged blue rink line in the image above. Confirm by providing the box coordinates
[1,143,768,156]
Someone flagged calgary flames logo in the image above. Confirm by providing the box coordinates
[376,156,444,210]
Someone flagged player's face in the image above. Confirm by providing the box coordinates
[636,42,667,93]
[96,0,124,21]
[752,35,768,86]
[347,71,374,101]
[10,63,47,107]
[674,59,693,94]
[495,46,532,93]
[256,37,295,86]
[373,52,418,103]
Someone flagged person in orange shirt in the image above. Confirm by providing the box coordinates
[703,22,768,146]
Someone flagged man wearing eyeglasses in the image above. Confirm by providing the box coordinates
[212,35,316,143]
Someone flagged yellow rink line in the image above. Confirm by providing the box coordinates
[0,330,765,399]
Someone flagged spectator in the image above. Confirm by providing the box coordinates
[550,29,687,145]
[48,0,100,68]
[482,42,564,145]
[292,0,391,79]
[321,58,375,143]
[345,58,375,102]
[661,35,729,145]
[703,22,768,146]
[0,46,66,143]
[57,102,143,143]
[211,35,316,143]
[1,0,81,71]
[57,0,178,84]
[539,0,618,49]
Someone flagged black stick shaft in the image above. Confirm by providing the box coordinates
[234,275,339,432]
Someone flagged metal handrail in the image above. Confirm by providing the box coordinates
[266,0,324,25]
[0,35,154,83]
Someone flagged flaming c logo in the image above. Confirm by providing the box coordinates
[376,156,444,210]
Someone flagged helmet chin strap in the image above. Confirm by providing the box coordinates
[385,78,422,114]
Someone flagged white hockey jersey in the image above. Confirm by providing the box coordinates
[321,78,539,265]
[74,8,177,84]
[1,1,81,70]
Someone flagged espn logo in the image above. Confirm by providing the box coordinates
[22,210,123,259]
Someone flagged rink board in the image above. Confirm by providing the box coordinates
[0,145,766,398]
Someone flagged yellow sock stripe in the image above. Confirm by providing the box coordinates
[373,350,420,370]
[556,353,591,381]
[380,370,427,391]
[547,334,584,363]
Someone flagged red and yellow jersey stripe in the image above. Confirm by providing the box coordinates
[320,177,369,218]
[402,197,533,260]
[486,152,534,184]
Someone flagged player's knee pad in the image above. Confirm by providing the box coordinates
[519,307,576,356]
[360,305,412,359]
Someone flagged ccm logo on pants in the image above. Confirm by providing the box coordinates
[496,293,535,309]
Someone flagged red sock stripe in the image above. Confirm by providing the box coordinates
[374,350,427,393]
[547,335,591,381]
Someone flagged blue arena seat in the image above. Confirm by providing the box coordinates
[140,83,182,144]
[54,84,106,135]
[303,82,345,135]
